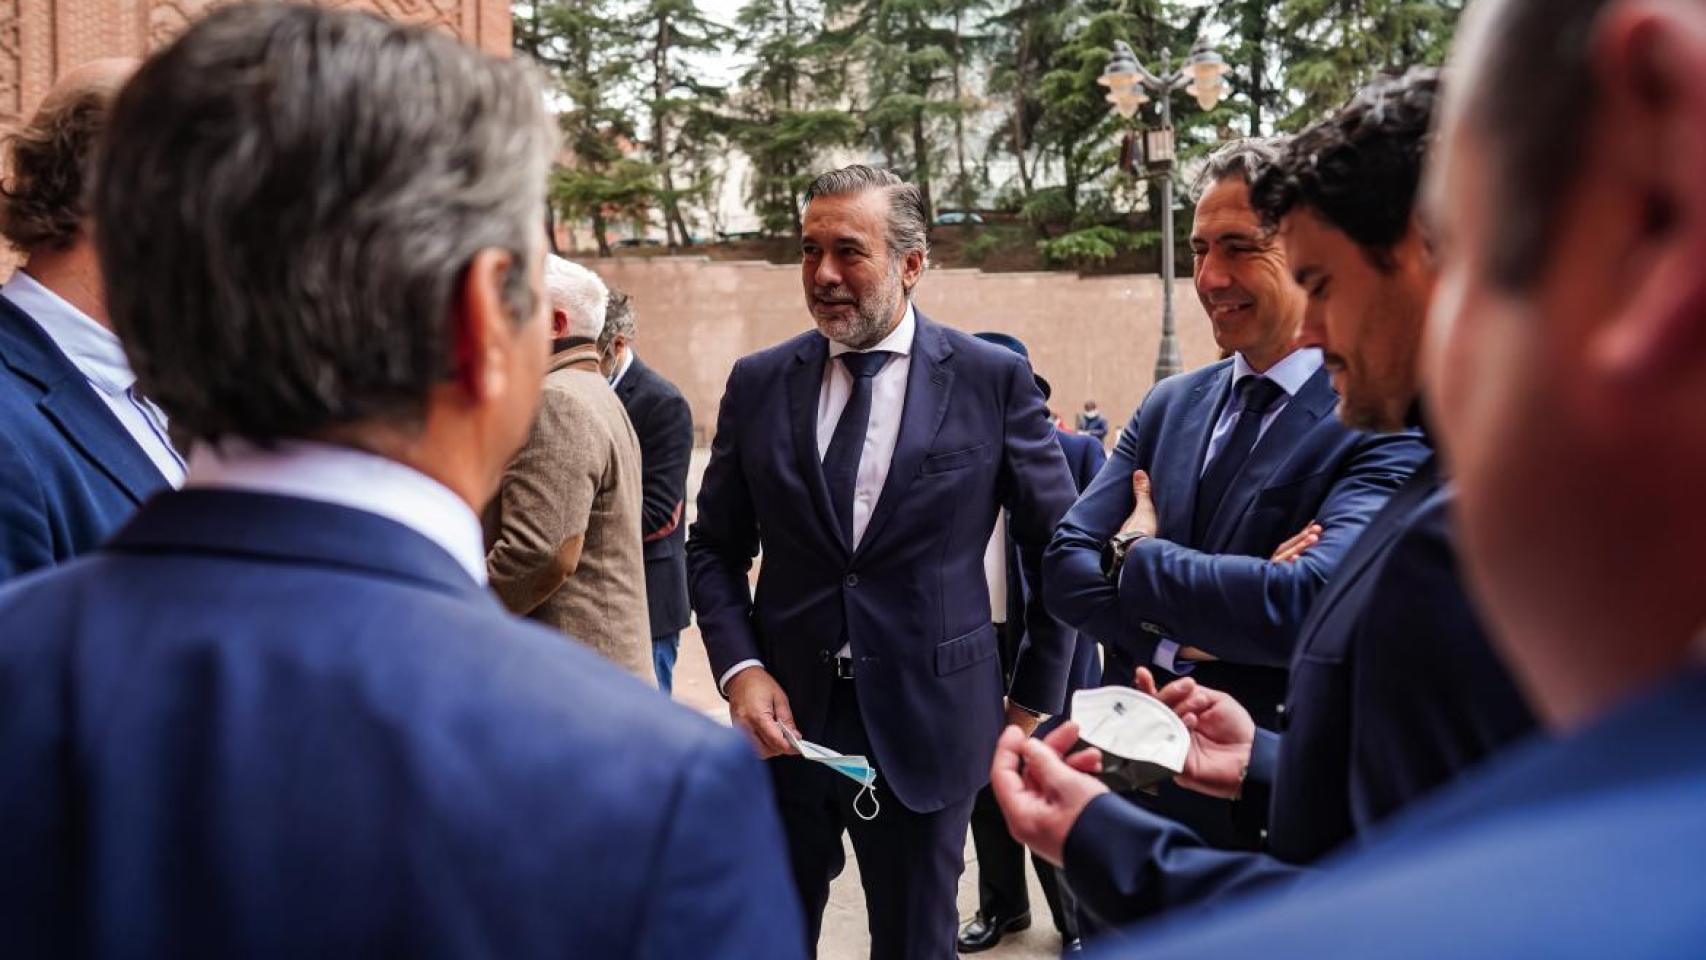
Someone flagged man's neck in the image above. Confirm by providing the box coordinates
[1240,344,1295,375]
[21,243,109,329]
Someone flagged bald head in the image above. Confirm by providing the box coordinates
[1,58,138,254]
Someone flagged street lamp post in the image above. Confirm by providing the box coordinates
[1099,38,1230,383]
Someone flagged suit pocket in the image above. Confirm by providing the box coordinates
[921,443,988,476]
[935,623,998,676]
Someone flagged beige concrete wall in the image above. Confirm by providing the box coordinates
[587,257,1221,445]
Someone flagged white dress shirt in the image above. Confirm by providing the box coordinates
[1,271,186,486]
[1154,346,1324,674]
[984,513,1009,624]
[719,304,917,692]
[608,347,635,389]
[184,439,488,585]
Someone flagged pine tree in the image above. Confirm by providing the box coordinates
[630,0,732,250]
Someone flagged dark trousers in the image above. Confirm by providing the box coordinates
[968,782,1083,939]
[770,675,976,960]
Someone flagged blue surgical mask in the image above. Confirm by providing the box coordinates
[781,725,881,821]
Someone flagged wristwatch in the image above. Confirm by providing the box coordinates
[1101,531,1149,580]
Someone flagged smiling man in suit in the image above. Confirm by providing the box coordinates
[1042,140,1426,862]
[688,164,1077,959]
[0,6,800,956]
[0,57,180,583]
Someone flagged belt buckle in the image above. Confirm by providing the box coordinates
[834,657,856,680]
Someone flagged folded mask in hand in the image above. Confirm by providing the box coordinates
[1070,686,1189,794]
[781,725,881,820]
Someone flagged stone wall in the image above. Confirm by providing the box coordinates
[586,257,1221,445]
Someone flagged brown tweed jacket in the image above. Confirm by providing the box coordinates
[485,345,654,685]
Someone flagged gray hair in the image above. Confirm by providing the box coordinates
[545,255,608,339]
[598,290,637,354]
[803,164,931,273]
[91,3,556,442]
[1466,0,1609,290]
[1191,137,1286,203]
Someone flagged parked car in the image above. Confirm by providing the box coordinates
[933,210,985,226]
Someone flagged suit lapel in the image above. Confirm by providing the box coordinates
[855,313,953,559]
[1167,365,1232,545]
[784,336,849,555]
[1291,455,1442,665]
[1202,365,1336,551]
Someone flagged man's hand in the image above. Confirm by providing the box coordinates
[989,721,1108,867]
[1119,469,1159,538]
[1005,701,1045,737]
[1270,521,1323,563]
[1135,667,1255,799]
[726,667,799,759]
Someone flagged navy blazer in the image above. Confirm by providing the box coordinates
[0,295,170,583]
[1044,358,1425,730]
[1084,669,1706,959]
[0,489,803,958]
[1060,452,1536,927]
[614,355,695,637]
[1038,429,1108,694]
[687,312,1078,812]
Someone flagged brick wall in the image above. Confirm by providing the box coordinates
[586,257,1222,445]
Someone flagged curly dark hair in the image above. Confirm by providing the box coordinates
[0,88,111,254]
[1248,69,1440,271]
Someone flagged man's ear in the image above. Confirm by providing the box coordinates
[451,247,521,404]
[1586,2,1706,387]
[551,307,571,339]
[900,248,926,292]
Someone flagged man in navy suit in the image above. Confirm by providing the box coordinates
[688,165,1077,959]
[959,333,1106,954]
[998,71,1537,930]
[1011,0,1706,954]
[0,7,801,957]
[1043,140,1425,856]
[601,291,696,693]
[0,57,180,584]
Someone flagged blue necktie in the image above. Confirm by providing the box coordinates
[1193,375,1286,543]
[822,350,893,544]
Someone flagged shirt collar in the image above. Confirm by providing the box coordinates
[827,301,916,358]
[184,439,488,585]
[0,270,136,397]
[1231,347,1322,398]
[608,347,635,388]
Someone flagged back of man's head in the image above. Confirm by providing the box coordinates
[545,256,608,341]
[1,59,134,257]
[93,4,555,448]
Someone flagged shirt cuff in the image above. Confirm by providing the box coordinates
[717,659,764,695]
[1153,639,1196,676]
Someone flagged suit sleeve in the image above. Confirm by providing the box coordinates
[685,360,765,679]
[1109,431,1426,667]
[635,391,694,543]
[635,730,806,960]
[1062,792,1310,930]
[0,421,54,584]
[1042,401,1156,660]
[999,354,1080,715]
[485,390,601,615]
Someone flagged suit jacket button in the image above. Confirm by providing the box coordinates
[845,573,860,587]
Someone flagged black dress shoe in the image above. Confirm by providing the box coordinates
[957,911,1032,953]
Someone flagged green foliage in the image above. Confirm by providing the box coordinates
[1036,225,1158,266]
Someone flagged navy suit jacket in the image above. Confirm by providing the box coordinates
[1086,668,1706,959]
[1022,429,1108,695]
[1044,358,1425,729]
[687,313,1077,812]
[0,296,170,583]
[0,489,803,958]
[1061,451,1536,926]
[614,355,694,637]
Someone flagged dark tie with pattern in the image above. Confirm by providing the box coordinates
[822,350,893,544]
[1193,375,1287,544]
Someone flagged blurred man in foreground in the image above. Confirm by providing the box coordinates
[0,6,800,956]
